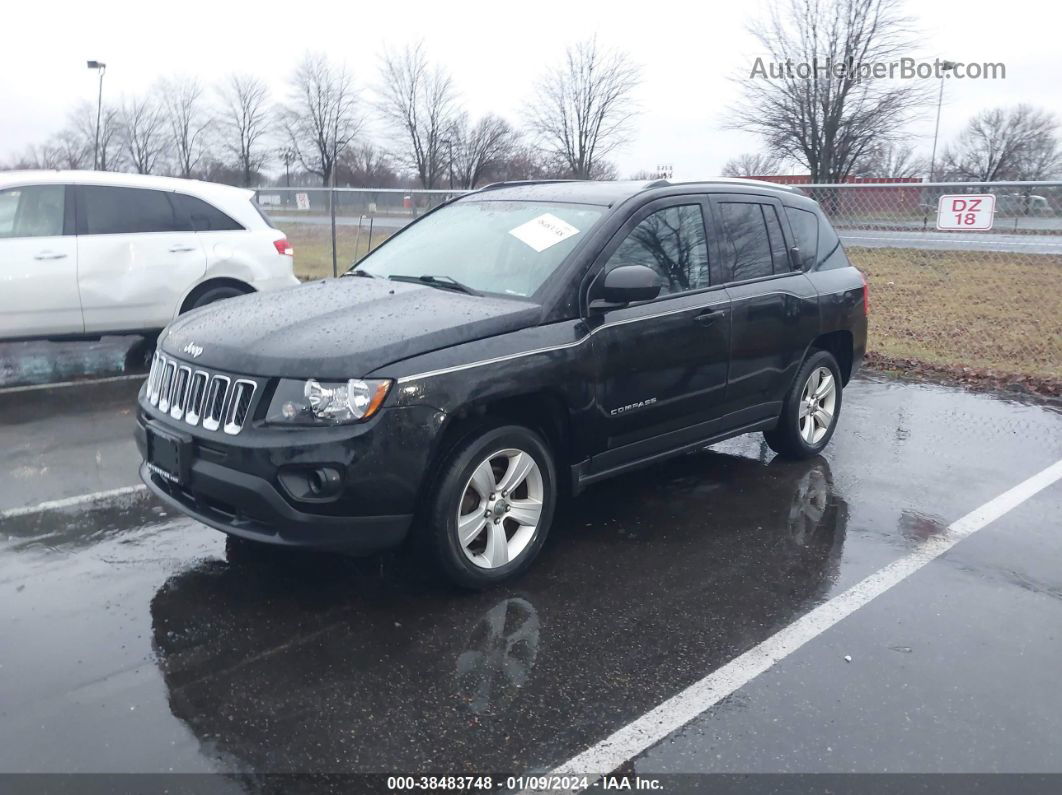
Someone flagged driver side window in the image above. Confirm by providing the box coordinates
[605,204,709,296]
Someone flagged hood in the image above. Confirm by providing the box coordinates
[161,277,541,378]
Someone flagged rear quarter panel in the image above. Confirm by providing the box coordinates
[173,230,298,318]
[806,265,868,376]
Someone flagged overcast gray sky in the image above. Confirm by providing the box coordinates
[2,0,1058,178]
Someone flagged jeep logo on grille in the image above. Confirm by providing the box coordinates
[183,342,204,359]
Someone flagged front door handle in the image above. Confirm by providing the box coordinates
[169,244,197,253]
[34,250,68,260]
[693,308,723,325]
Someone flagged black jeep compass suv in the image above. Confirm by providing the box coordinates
[136,179,867,587]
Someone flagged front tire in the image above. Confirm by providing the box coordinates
[764,350,843,459]
[422,423,557,589]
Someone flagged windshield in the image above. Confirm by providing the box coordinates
[354,200,605,297]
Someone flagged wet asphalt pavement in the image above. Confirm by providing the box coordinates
[1,373,1061,784]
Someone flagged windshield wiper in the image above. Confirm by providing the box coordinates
[388,274,480,296]
[341,268,375,278]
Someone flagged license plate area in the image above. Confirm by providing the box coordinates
[147,421,193,485]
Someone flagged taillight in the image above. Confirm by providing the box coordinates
[860,270,869,315]
[273,238,293,256]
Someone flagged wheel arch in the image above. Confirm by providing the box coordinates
[421,389,575,506]
[177,277,255,315]
[808,329,854,385]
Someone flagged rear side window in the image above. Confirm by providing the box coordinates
[79,186,178,235]
[607,204,710,295]
[717,202,773,281]
[251,199,277,229]
[0,185,65,238]
[816,212,848,271]
[785,207,819,270]
[763,204,788,272]
[173,193,243,231]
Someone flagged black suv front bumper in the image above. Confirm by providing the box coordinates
[135,402,445,554]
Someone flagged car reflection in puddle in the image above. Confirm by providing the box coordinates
[456,597,540,716]
[149,451,848,774]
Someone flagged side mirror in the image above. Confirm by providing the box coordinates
[789,246,803,270]
[589,265,663,311]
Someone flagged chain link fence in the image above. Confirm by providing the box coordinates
[253,187,467,281]
[804,181,1061,387]
[256,181,1062,390]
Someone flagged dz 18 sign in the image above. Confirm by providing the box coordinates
[937,194,995,231]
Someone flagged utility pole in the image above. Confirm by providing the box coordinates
[441,138,455,190]
[87,61,107,170]
[929,60,958,182]
[330,119,339,278]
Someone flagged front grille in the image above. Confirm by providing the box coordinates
[147,353,257,435]
[169,366,191,420]
[223,380,256,435]
[157,361,176,412]
[202,375,230,431]
[185,371,209,425]
[147,353,163,403]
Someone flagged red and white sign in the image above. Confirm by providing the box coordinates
[937,194,995,230]
[295,192,311,211]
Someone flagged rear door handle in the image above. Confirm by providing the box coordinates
[169,244,197,253]
[693,308,723,325]
[34,251,68,260]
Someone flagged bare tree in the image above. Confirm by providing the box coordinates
[721,152,785,177]
[852,141,926,177]
[377,42,461,189]
[485,144,571,183]
[282,52,362,186]
[527,37,640,180]
[120,94,167,174]
[217,74,271,187]
[939,105,1061,181]
[450,113,518,188]
[7,143,62,170]
[337,143,400,188]
[159,77,210,178]
[48,129,92,169]
[71,100,123,171]
[728,0,928,183]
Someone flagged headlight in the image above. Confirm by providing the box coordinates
[266,378,392,425]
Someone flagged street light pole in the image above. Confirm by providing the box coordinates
[928,60,957,182]
[441,138,454,190]
[87,60,107,171]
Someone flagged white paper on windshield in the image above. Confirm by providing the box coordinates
[508,213,580,252]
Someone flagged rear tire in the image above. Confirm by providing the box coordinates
[764,350,843,459]
[421,422,557,589]
[186,284,248,312]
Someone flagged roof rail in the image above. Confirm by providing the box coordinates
[683,177,806,194]
[477,179,578,192]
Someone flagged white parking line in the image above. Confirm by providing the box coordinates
[0,373,145,395]
[547,458,1062,787]
[0,484,148,520]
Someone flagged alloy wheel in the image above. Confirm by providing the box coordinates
[798,366,837,445]
[456,448,544,569]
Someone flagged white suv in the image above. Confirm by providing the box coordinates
[0,171,300,340]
